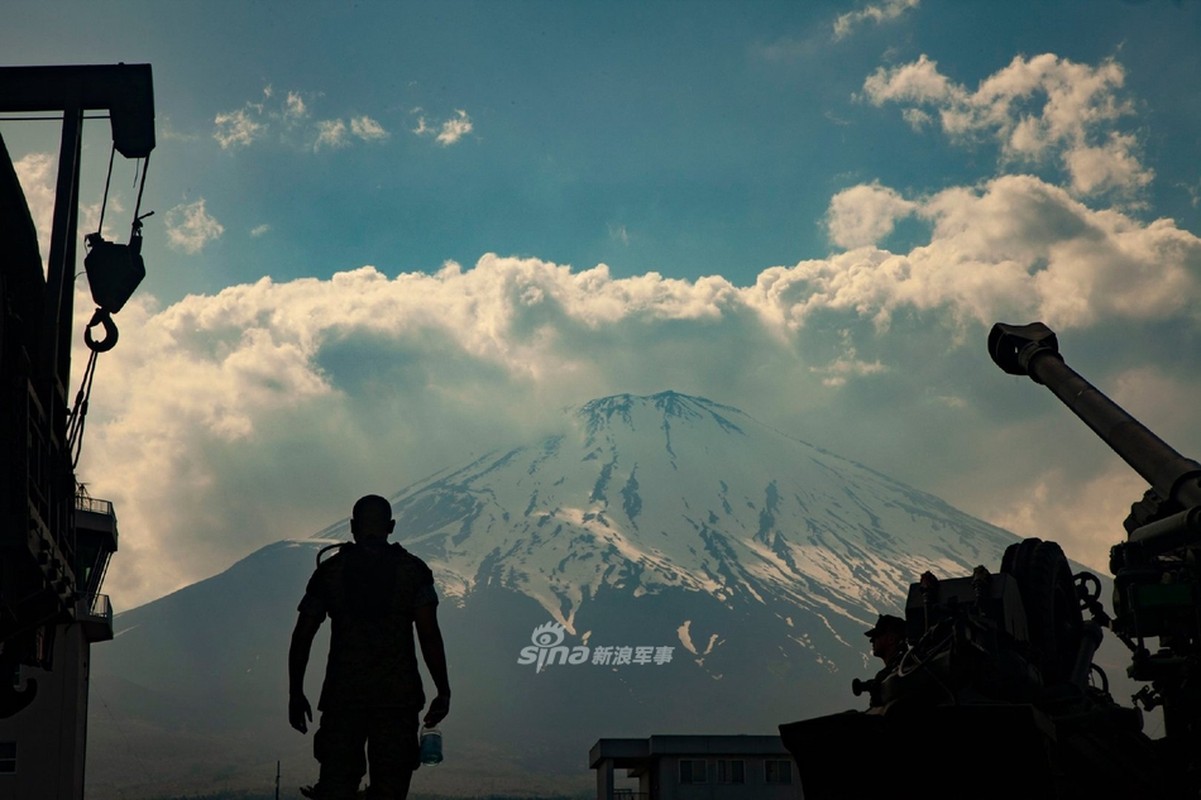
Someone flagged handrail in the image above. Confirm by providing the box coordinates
[74,495,114,516]
[80,593,111,621]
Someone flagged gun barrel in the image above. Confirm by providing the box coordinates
[989,322,1201,510]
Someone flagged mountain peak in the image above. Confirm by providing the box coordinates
[576,390,746,439]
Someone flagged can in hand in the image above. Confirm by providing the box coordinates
[420,725,443,766]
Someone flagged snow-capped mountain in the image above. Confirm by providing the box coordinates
[345,391,1018,640]
[88,391,1030,799]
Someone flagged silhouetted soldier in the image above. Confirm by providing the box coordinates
[289,494,451,800]
[864,613,907,708]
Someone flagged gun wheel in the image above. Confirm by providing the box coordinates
[1001,538,1083,686]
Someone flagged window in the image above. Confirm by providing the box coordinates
[679,758,707,784]
[716,759,745,784]
[765,759,792,784]
[0,742,15,774]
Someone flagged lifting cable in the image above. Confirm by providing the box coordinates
[96,143,115,236]
[67,148,152,465]
[67,346,100,469]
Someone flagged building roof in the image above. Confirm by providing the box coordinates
[589,735,791,768]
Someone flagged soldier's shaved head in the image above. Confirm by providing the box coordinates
[351,494,394,540]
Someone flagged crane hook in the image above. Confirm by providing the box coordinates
[83,308,119,353]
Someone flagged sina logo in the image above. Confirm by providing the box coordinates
[516,622,589,673]
[515,622,676,673]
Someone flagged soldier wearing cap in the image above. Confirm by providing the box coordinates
[864,613,907,707]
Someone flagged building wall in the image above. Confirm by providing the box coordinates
[0,623,91,800]
[655,755,802,800]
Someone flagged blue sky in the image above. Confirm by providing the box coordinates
[4,0,1201,610]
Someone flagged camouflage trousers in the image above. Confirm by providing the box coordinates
[312,707,420,800]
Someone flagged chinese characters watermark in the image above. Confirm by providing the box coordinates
[516,622,676,673]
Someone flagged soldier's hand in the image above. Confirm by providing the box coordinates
[289,693,312,733]
[424,694,450,726]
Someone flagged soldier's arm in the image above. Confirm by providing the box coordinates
[415,603,451,725]
[288,611,323,733]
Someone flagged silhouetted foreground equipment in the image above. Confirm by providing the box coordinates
[780,322,1201,799]
[0,64,153,799]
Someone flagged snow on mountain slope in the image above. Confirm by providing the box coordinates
[312,390,1019,636]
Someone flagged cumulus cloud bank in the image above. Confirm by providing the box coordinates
[819,175,1201,329]
[77,172,1201,607]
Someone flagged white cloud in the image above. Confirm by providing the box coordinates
[808,332,888,387]
[900,108,933,130]
[350,115,388,141]
[165,199,225,254]
[214,86,388,153]
[1064,132,1153,196]
[213,108,266,150]
[437,110,473,146]
[834,0,920,40]
[314,119,349,150]
[284,91,308,120]
[825,181,918,248]
[410,109,475,146]
[806,174,1201,330]
[250,224,271,238]
[12,152,56,261]
[862,53,1154,197]
[862,53,960,107]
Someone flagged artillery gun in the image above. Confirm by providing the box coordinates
[780,322,1201,799]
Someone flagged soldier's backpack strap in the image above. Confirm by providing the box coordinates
[316,541,350,567]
